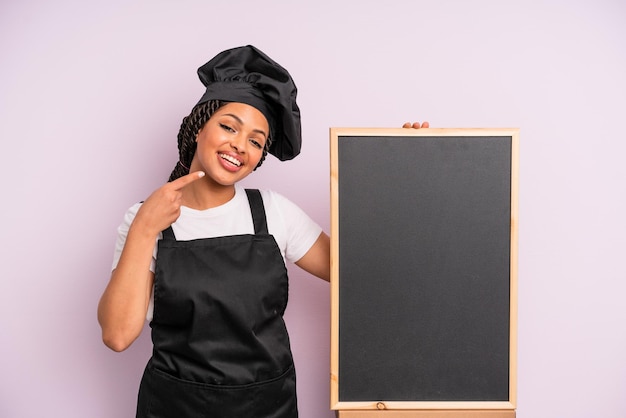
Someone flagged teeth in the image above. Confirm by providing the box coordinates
[219,153,242,167]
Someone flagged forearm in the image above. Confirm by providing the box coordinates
[98,224,157,352]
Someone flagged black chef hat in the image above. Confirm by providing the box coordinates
[196,45,301,161]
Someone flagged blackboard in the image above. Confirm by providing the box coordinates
[330,128,518,413]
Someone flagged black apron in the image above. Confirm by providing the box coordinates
[137,189,298,418]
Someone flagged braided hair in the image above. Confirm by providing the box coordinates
[168,100,273,182]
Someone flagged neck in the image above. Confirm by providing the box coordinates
[181,179,236,210]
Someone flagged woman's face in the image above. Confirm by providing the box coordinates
[190,102,269,187]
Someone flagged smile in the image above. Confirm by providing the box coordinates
[219,153,242,167]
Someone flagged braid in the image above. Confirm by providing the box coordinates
[254,134,272,171]
[168,100,223,182]
[168,100,273,181]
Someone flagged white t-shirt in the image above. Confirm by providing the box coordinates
[111,185,323,320]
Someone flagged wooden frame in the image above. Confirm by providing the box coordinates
[330,128,519,415]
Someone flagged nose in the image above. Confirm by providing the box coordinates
[230,133,246,153]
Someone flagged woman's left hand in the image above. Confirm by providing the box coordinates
[402,121,430,129]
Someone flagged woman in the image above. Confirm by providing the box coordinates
[98,45,427,417]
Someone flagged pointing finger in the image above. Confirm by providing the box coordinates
[169,171,205,190]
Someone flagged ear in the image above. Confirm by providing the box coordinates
[196,126,204,142]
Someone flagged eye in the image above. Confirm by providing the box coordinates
[220,123,235,133]
[249,138,263,149]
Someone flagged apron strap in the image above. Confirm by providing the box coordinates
[245,189,268,235]
[161,226,176,241]
[160,189,268,239]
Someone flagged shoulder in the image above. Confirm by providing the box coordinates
[253,188,310,221]
[256,188,300,210]
[117,202,144,232]
[254,189,322,264]
[253,188,320,235]
[126,201,144,215]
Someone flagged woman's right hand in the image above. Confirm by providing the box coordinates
[132,171,206,236]
[98,171,205,352]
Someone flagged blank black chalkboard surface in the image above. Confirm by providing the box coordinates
[330,128,519,418]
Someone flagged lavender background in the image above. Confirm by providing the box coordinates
[1,1,625,417]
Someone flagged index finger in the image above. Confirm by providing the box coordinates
[169,171,205,190]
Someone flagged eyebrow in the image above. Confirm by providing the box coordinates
[222,113,268,139]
